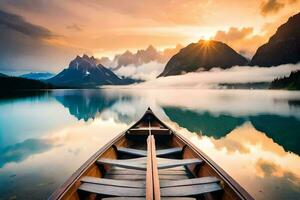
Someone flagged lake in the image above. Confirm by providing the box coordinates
[0,89,299,200]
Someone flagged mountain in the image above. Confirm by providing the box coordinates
[270,70,300,90]
[19,72,55,80]
[0,76,53,90]
[47,55,125,88]
[158,40,248,77]
[0,72,8,77]
[98,44,183,69]
[251,12,300,66]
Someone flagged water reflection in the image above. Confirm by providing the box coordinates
[0,89,299,200]
[163,107,300,155]
[0,139,54,168]
[54,90,119,121]
[163,107,245,139]
[170,122,300,200]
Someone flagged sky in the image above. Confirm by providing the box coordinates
[0,0,299,72]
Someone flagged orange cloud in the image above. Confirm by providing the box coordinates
[212,27,267,58]
[260,0,298,16]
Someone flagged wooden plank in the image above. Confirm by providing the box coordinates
[117,147,182,157]
[117,147,147,157]
[146,135,154,200]
[158,159,202,169]
[161,183,222,197]
[78,183,145,197]
[151,135,161,200]
[107,170,188,175]
[105,174,189,181]
[160,177,220,188]
[80,176,145,188]
[156,147,182,156]
[107,169,146,175]
[105,174,146,180]
[97,159,146,170]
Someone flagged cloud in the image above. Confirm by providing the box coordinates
[214,27,253,42]
[66,24,83,31]
[114,61,166,80]
[261,0,285,16]
[212,26,282,58]
[260,0,298,16]
[0,138,54,168]
[126,63,300,88]
[0,9,55,39]
[0,9,82,72]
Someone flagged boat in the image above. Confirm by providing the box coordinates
[49,107,253,200]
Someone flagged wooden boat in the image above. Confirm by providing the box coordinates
[50,108,253,200]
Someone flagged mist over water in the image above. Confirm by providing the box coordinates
[114,63,300,87]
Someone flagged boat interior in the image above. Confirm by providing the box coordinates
[50,108,252,200]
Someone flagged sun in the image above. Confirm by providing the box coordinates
[201,34,212,41]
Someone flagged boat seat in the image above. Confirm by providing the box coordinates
[81,176,145,188]
[81,176,220,189]
[78,182,222,197]
[97,158,202,171]
[117,147,182,157]
[80,176,220,188]
[79,183,145,197]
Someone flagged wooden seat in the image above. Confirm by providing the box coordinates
[78,183,145,197]
[78,182,222,197]
[81,176,145,188]
[117,147,182,157]
[160,176,220,187]
[97,158,202,171]
[81,176,220,189]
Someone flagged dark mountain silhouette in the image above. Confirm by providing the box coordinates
[0,72,8,77]
[270,70,300,90]
[47,55,125,88]
[251,12,300,66]
[0,76,53,90]
[19,72,55,80]
[158,40,248,77]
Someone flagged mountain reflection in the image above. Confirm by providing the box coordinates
[163,107,245,139]
[0,138,54,168]
[163,107,300,155]
[54,90,119,121]
[250,115,300,155]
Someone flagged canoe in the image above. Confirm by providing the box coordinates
[49,107,253,200]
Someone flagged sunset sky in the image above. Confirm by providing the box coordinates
[0,0,299,72]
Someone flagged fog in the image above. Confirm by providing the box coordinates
[127,63,300,88]
[114,61,166,80]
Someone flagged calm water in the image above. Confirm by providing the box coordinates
[0,89,300,200]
